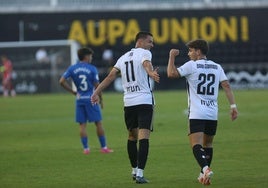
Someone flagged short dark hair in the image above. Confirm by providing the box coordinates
[77,47,94,61]
[135,31,153,43]
[186,39,209,55]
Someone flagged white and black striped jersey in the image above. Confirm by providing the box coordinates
[114,48,154,107]
[177,59,228,120]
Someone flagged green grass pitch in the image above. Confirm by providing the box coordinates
[0,90,267,188]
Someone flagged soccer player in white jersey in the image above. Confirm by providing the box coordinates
[167,39,238,186]
[91,31,160,184]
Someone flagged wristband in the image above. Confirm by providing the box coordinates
[230,104,237,109]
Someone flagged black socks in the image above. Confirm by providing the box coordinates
[138,139,149,170]
[192,144,208,169]
[127,139,149,170]
[204,147,213,166]
[127,140,137,168]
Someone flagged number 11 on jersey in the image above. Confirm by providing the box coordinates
[125,61,135,82]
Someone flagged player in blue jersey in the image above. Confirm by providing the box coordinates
[59,47,113,154]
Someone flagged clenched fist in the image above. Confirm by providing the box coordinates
[169,49,180,57]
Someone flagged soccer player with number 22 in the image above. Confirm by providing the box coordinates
[167,39,238,186]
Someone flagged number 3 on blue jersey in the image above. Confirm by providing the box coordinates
[79,75,88,91]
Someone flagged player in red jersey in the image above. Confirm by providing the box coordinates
[1,55,16,97]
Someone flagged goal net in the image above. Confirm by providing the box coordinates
[0,40,80,94]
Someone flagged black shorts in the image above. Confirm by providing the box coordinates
[124,104,154,131]
[189,119,217,136]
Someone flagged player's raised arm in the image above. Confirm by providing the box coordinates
[167,49,180,78]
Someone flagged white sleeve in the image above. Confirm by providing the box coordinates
[177,61,194,77]
[141,50,152,63]
[219,65,228,82]
[114,57,122,71]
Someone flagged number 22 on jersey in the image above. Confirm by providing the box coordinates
[197,73,215,95]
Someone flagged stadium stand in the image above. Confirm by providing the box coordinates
[0,0,268,12]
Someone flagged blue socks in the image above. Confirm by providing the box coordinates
[98,135,106,148]
[81,136,106,149]
[81,137,89,149]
